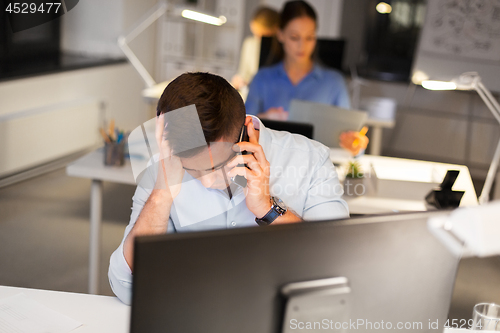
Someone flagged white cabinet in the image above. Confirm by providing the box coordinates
[161,21,186,58]
[158,0,244,82]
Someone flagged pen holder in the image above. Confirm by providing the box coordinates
[104,141,125,166]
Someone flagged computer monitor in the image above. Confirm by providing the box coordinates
[259,36,346,71]
[260,119,314,139]
[130,211,461,333]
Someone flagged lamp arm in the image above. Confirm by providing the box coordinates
[479,138,500,205]
[476,82,500,124]
[117,1,168,88]
[473,81,500,204]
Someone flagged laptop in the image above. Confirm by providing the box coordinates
[288,99,368,148]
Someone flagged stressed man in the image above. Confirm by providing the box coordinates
[109,72,349,304]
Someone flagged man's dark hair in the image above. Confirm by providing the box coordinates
[156,72,246,157]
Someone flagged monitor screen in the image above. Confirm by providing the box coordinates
[259,37,346,72]
[131,211,460,333]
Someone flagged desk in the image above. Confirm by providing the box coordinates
[0,285,467,333]
[0,285,129,333]
[330,148,478,214]
[66,149,135,294]
[67,147,478,294]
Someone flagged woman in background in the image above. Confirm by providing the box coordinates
[231,6,279,92]
[245,0,350,120]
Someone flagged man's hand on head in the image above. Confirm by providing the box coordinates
[227,118,272,218]
[155,113,184,199]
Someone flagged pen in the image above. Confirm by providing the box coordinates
[109,119,115,141]
[117,131,124,144]
[100,128,111,143]
[353,126,368,148]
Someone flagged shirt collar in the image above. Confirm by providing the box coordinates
[248,115,272,157]
[277,61,323,80]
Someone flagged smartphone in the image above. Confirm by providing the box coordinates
[231,125,250,188]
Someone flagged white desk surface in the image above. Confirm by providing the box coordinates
[0,285,129,333]
[0,285,466,333]
[67,147,478,214]
[330,148,478,214]
[67,148,135,185]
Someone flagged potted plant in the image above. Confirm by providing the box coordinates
[343,160,366,197]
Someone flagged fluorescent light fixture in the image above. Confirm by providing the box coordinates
[421,80,457,91]
[376,2,392,14]
[181,9,226,26]
[118,1,226,91]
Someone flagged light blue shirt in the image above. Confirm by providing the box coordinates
[245,62,351,115]
[108,117,349,304]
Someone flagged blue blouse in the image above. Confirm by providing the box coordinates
[245,62,351,115]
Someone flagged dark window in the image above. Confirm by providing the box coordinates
[358,0,426,82]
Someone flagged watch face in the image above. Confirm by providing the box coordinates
[273,197,287,214]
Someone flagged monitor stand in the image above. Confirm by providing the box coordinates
[281,277,351,333]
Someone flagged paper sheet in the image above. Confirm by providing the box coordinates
[0,293,82,333]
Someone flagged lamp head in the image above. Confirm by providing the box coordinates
[421,71,481,91]
[171,5,227,26]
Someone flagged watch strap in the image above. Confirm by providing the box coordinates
[255,197,286,226]
[255,207,281,226]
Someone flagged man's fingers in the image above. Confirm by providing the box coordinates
[247,121,259,144]
[227,166,256,180]
[233,142,267,164]
[227,154,262,173]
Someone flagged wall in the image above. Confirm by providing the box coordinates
[61,0,125,58]
[0,64,152,176]
[62,0,158,83]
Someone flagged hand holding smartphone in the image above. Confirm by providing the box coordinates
[231,125,250,188]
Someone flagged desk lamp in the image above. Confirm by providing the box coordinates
[429,200,500,258]
[118,1,227,103]
[422,72,500,205]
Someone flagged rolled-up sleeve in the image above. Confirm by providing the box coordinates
[108,161,175,305]
[302,147,349,221]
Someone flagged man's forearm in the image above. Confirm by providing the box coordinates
[273,210,302,224]
[123,189,173,270]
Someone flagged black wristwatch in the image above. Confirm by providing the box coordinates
[255,197,288,226]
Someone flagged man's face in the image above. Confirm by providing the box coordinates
[179,140,237,190]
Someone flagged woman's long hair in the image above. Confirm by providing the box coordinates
[262,0,317,67]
